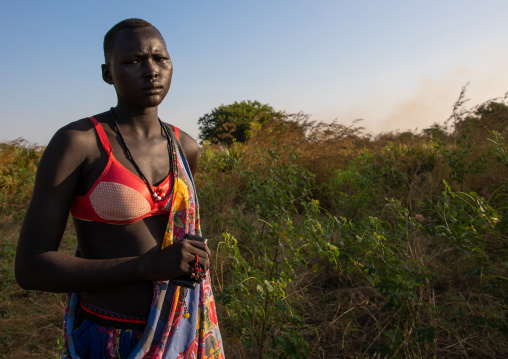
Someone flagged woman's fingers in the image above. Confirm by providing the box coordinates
[183,241,210,272]
[187,253,209,272]
[153,238,211,280]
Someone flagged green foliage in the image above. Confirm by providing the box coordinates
[205,96,508,357]
[199,142,244,173]
[467,100,508,134]
[488,130,508,168]
[326,141,437,219]
[0,237,17,290]
[55,335,64,358]
[325,154,381,219]
[331,206,438,357]
[197,100,281,145]
[432,88,506,190]
[218,146,339,358]
[434,181,506,285]
[435,128,488,188]
[195,142,245,235]
[0,138,43,218]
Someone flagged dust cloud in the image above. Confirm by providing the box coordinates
[315,58,508,136]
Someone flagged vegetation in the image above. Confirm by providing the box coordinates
[198,100,281,145]
[1,92,507,358]
[0,139,76,358]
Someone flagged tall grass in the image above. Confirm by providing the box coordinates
[0,139,42,218]
[1,94,507,358]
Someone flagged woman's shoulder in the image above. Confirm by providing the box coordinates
[177,129,199,152]
[57,117,93,135]
[53,112,111,147]
[165,124,199,176]
[46,114,109,162]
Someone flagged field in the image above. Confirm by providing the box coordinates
[1,94,507,358]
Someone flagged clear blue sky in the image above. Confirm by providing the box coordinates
[1,0,507,145]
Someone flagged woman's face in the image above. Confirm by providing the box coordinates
[105,27,173,109]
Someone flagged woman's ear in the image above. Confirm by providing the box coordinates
[102,64,114,85]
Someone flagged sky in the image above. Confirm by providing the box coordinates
[1,0,508,145]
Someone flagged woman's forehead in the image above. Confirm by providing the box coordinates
[113,27,167,55]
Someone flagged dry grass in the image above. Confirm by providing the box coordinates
[0,216,76,358]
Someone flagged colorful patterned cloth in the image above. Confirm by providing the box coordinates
[62,127,224,358]
[71,320,143,359]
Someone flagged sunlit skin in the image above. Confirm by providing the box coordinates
[15,27,210,317]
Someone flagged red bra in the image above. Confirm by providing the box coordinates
[70,117,180,225]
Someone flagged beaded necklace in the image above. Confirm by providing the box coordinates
[110,107,177,202]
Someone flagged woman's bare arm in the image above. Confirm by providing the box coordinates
[15,123,209,293]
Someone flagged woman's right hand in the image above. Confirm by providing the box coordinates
[141,238,211,282]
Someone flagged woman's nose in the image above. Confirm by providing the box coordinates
[144,60,159,79]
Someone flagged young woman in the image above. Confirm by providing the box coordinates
[15,18,224,358]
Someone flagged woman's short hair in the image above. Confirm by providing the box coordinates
[103,18,161,64]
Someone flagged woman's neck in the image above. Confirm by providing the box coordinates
[111,104,161,138]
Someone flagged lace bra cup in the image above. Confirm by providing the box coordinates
[70,117,181,225]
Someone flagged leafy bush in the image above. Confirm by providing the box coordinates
[0,138,43,218]
[217,146,340,358]
[203,96,508,357]
[198,100,282,145]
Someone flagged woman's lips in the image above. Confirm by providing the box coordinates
[143,85,163,94]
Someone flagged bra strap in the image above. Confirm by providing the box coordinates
[89,117,112,155]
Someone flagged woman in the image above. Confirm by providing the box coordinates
[15,18,224,358]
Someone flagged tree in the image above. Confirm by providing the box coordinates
[197,100,281,145]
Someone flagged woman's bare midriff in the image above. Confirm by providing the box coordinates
[73,215,169,318]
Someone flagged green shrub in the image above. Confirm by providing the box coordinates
[0,139,43,218]
[217,146,339,358]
